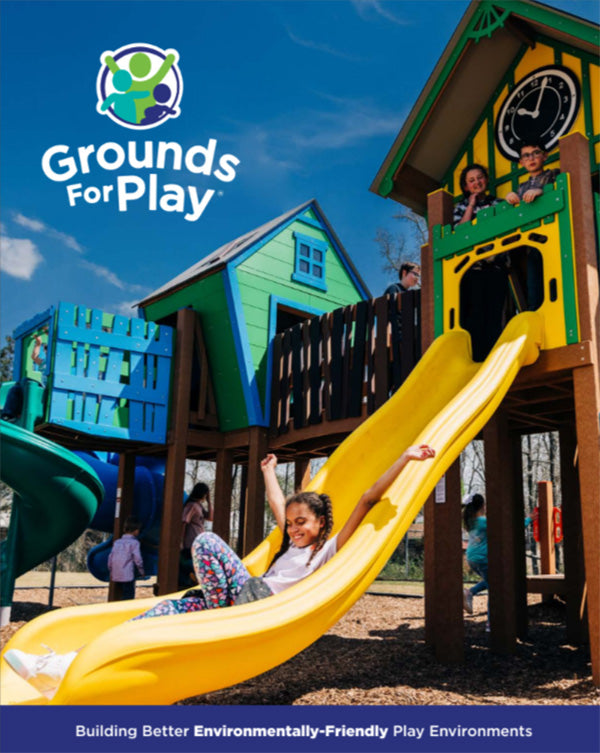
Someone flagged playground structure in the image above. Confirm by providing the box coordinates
[0,0,598,703]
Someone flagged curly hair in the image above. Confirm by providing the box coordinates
[268,491,334,569]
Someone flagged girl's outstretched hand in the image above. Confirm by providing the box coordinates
[260,453,278,472]
[403,444,436,462]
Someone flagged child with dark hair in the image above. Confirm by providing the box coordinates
[4,444,435,696]
[384,262,421,295]
[505,142,560,205]
[453,163,499,225]
[181,482,213,552]
[462,493,489,626]
[135,445,435,617]
[107,516,145,601]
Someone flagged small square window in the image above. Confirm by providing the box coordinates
[292,232,328,292]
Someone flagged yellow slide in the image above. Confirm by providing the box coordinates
[0,312,543,705]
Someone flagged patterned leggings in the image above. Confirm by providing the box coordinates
[132,532,250,619]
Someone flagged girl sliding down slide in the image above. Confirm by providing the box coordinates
[4,444,435,698]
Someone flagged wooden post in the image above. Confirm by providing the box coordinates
[294,458,311,491]
[213,448,234,543]
[537,481,556,582]
[157,307,195,595]
[429,462,464,662]
[559,424,586,643]
[236,463,248,556]
[108,453,136,602]
[242,427,269,555]
[560,132,600,687]
[484,409,522,654]
[424,190,462,656]
[511,434,528,640]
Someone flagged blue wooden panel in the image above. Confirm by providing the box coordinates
[47,302,174,443]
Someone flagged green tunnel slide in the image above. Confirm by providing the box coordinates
[0,420,104,611]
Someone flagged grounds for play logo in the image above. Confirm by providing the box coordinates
[40,42,240,222]
[96,43,183,129]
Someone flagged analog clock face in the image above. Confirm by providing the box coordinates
[495,65,581,160]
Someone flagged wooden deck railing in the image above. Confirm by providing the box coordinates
[270,291,421,436]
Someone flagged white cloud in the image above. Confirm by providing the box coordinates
[227,93,402,179]
[114,300,141,317]
[285,28,366,61]
[78,259,149,295]
[79,260,126,290]
[12,212,84,253]
[287,96,402,150]
[350,0,409,25]
[0,235,44,280]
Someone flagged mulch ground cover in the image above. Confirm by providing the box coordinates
[1,587,597,706]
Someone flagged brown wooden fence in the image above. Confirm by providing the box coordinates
[270,291,421,436]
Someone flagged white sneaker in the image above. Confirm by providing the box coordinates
[463,588,474,614]
[3,648,77,699]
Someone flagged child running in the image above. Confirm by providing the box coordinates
[4,444,435,696]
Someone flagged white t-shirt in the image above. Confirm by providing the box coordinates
[263,535,338,594]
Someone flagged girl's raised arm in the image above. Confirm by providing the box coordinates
[260,454,287,531]
[336,444,435,550]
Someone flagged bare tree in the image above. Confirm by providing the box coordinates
[375,207,428,276]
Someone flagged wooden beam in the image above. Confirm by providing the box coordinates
[241,427,269,556]
[425,461,464,662]
[573,365,600,686]
[537,482,556,573]
[513,341,594,387]
[424,188,456,654]
[559,423,587,643]
[526,575,567,595]
[157,307,195,595]
[484,409,522,654]
[108,453,136,602]
[294,458,311,491]
[560,132,600,688]
[213,448,234,543]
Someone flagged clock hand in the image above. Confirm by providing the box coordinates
[516,76,548,119]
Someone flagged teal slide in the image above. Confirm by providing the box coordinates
[0,420,104,613]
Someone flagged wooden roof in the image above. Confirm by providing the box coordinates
[370,0,599,214]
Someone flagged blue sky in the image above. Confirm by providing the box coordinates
[1,0,598,344]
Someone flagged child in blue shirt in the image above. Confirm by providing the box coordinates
[462,493,488,622]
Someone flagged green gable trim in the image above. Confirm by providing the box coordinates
[466,5,510,42]
[498,1,600,48]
